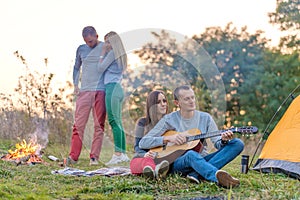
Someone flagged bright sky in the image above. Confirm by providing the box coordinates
[0,0,280,95]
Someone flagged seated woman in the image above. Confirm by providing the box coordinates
[130,90,169,179]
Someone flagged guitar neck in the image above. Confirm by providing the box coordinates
[186,128,237,142]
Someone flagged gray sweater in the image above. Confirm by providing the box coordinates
[139,110,223,155]
[72,42,105,91]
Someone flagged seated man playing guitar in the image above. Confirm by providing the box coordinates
[139,85,244,188]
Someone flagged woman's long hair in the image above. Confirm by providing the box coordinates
[104,31,127,70]
[144,90,168,134]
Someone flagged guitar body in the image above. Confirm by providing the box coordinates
[151,128,203,164]
[150,126,258,165]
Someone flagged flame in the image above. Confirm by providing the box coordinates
[1,139,43,164]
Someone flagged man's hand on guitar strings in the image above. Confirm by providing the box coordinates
[221,130,234,142]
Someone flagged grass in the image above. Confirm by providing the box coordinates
[0,140,299,200]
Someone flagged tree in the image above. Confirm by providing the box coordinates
[242,50,300,131]
[131,30,216,123]
[268,0,300,52]
[13,51,73,119]
[1,51,75,144]
[192,23,269,127]
[132,24,299,132]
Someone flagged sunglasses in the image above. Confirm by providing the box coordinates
[157,99,167,104]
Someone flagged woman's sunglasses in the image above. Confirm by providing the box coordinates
[157,99,167,104]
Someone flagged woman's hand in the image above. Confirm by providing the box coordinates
[103,41,112,52]
[99,43,111,61]
[144,151,157,159]
[101,44,107,54]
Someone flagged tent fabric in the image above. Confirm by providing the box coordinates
[253,95,300,180]
[253,159,300,180]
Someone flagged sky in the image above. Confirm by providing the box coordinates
[0,0,280,95]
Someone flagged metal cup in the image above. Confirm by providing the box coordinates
[241,155,249,174]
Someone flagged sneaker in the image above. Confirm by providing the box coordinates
[121,153,130,162]
[106,153,130,165]
[216,170,240,188]
[66,156,77,166]
[187,175,200,184]
[155,160,169,179]
[89,158,99,166]
[142,166,155,179]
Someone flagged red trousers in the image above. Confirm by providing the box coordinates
[69,91,106,161]
[130,157,156,175]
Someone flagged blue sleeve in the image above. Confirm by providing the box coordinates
[73,46,82,86]
[97,50,115,74]
[139,117,170,149]
[133,118,148,157]
[134,137,148,157]
[134,137,142,152]
[206,115,223,149]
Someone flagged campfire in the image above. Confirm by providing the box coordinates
[1,139,44,165]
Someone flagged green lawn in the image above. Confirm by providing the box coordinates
[0,140,299,200]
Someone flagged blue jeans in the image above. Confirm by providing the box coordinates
[170,138,244,182]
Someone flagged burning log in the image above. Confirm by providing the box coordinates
[13,155,30,166]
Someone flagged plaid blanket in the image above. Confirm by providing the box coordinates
[51,167,131,177]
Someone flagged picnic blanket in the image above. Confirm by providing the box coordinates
[51,167,131,177]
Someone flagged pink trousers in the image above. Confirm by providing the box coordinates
[69,91,106,161]
[130,157,156,175]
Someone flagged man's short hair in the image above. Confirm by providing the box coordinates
[82,26,97,38]
[173,85,192,100]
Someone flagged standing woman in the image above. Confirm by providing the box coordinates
[97,31,129,165]
[130,90,170,179]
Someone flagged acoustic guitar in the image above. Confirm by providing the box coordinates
[151,126,258,164]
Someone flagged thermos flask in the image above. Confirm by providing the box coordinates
[241,155,249,174]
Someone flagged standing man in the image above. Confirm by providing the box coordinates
[139,85,244,188]
[68,26,106,166]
